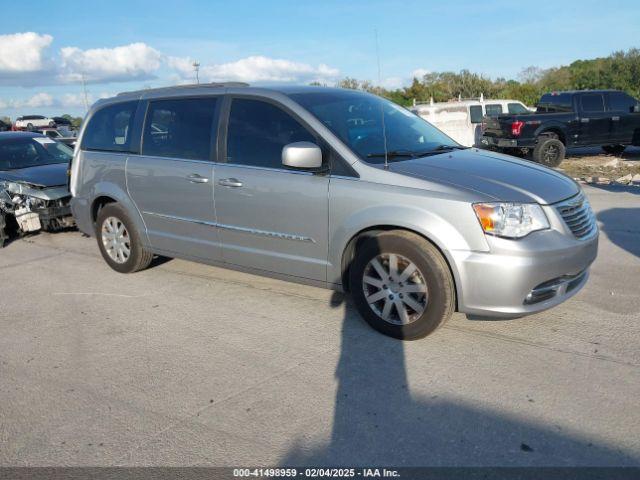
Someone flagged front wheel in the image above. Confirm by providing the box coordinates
[602,144,626,155]
[349,231,455,340]
[95,203,153,273]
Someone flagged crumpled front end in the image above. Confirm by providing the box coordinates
[0,181,75,246]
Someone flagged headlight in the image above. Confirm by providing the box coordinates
[472,203,549,238]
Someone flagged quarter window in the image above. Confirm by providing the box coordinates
[226,98,316,169]
[82,101,138,152]
[142,97,218,161]
[469,105,483,123]
[580,94,605,113]
[484,104,503,116]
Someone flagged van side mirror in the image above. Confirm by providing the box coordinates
[282,141,323,169]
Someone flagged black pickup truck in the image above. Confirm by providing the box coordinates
[481,90,640,166]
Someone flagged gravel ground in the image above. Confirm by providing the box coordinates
[559,146,640,183]
[0,185,639,467]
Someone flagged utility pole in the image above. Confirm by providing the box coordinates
[192,61,200,84]
[81,72,89,112]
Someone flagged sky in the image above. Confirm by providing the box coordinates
[1,0,639,118]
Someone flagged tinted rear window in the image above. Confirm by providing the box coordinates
[142,97,218,161]
[82,101,138,153]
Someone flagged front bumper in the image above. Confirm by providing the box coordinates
[481,135,535,149]
[451,227,598,318]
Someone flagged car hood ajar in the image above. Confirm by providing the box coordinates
[387,148,579,205]
[0,162,69,188]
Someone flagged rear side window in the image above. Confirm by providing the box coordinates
[608,92,637,112]
[469,105,483,123]
[508,103,528,114]
[537,93,573,113]
[484,104,503,117]
[581,94,605,113]
[142,97,218,161]
[82,101,138,152]
[226,98,316,169]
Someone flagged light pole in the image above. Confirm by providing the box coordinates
[192,61,200,84]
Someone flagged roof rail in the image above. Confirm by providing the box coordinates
[117,82,250,96]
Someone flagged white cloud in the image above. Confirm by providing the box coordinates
[59,42,162,83]
[0,91,114,111]
[169,55,340,84]
[0,32,53,73]
[411,68,430,80]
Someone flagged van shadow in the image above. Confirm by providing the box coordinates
[597,207,640,259]
[281,291,638,467]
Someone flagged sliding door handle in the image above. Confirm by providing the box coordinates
[218,178,243,188]
[186,174,210,184]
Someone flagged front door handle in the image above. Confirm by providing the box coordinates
[611,116,620,121]
[580,118,590,123]
[218,178,243,188]
[186,174,210,184]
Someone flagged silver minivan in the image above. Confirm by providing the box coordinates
[70,84,598,340]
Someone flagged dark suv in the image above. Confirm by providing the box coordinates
[482,90,640,166]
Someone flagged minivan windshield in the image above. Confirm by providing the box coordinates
[290,90,462,164]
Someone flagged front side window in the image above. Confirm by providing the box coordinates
[81,101,138,152]
[484,104,503,116]
[508,103,529,114]
[142,97,218,161]
[0,137,72,170]
[291,90,459,164]
[580,94,605,113]
[469,105,483,123]
[608,92,637,112]
[226,98,316,169]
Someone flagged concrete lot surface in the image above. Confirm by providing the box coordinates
[1,185,639,467]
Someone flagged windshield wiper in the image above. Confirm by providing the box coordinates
[366,150,419,159]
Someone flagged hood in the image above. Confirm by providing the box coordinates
[0,162,69,188]
[386,148,579,205]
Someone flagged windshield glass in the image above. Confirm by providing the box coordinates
[290,90,460,164]
[0,136,72,170]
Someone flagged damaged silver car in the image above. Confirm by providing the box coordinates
[0,132,75,246]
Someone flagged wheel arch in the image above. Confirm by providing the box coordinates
[535,125,567,145]
[340,225,460,311]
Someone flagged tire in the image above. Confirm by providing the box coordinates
[602,144,626,155]
[48,121,55,127]
[532,135,565,167]
[349,230,455,340]
[95,203,153,273]
[26,123,33,131]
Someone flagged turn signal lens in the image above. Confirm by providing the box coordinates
[473,203,549,239]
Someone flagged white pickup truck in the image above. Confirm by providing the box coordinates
[14,115,56,130]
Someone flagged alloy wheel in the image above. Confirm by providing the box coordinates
[362,253,428,325]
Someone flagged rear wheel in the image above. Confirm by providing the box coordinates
[533,135,565,167]
[602,144,626,155]
[95,203,153,273]
[26,123,34,131]
[349,231,455,340]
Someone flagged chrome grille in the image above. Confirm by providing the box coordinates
[556,194,596,239]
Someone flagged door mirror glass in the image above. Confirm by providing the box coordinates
[282,141,322,169]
